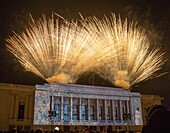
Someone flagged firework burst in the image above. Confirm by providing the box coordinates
[6,13,166,89]
[82,13,166,89]
[6,14,103,83]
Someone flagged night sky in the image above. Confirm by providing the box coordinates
[0,0,170,109]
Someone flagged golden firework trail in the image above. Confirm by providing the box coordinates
[6,14,104,83]
[6,13,166,89]
[81,13,166,89]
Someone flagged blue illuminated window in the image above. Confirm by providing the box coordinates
[63,104,69,120]
[81,105,87,120]
[54,104,60,120]
[99,106,103,120]
[106,106,110,120]
[90,106,94,120]
[114,106,118,120]
[72,105,78,120]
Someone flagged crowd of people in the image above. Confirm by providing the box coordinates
[8,105,170,133]
[8,125,126,133]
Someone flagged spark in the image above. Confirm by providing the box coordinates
[81,13,166,89]
[6,13,166,90]
[6,14,102,83]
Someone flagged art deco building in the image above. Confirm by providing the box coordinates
[0,83,163,132]
[34,83,142,132]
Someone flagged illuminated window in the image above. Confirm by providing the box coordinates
[81,105,87,120]
[63,104,69,120]
[18,102,24,119]
[122,100,131,121]
[90,106,94,120]
[114,100,119,121]
[54,104,60,120]
[99,106,103,120]
[106,106,110,120]
[72,105,78,120]
[122,101,126,120]
[114,106,118,120]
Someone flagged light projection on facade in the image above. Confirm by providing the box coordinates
[33,83,143,126]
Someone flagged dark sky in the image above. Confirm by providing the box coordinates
[0,0,170,109]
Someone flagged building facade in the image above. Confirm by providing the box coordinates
[0,83,163,132]
[0,83,34,132]
[141,95,163,124]
[34,83,142,131]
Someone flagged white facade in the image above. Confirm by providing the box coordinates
[34,83,143,126]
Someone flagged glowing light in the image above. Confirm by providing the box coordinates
[82,13,166,89]
[6,13,166,89]
[6,14,102,83]
[54,127,59,131]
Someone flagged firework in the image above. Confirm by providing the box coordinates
[6,14,103,83]
[82,13,166,89]
[6,13,166,89]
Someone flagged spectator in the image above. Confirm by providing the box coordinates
[10,128,17,133]
[107,125,113,133]
[35,128,43,133]
[74,127,79,133]
[142,105,170,133]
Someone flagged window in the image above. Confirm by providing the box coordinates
[114,106,118,120]
[122,106,125,120]
[106,106,110,120]
[54,104,60,120]
[18,102,25,119]
[122,101,129,120]
[81,105,87,120]
[90,106,94,120]
[99,106,103,120]
[72,105,78,120]
[63,104,69,120]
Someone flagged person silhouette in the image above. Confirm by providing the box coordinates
[142,105,170,133]
[107,125,113,133]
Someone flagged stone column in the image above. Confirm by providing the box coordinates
[24,96,29,119]
[14,95,19,119]
[96,99,99,121]
[52,96,55,122]
[79,98,81,120]
[88,98,90,120]
[112,100,115,121]
[127,101,130,114]
[9,94,15,119]
[28,96,33,119]
[61,96,63,121]
[104,99,107,120]
[120,100,123,122]
[130,97,135,125]
[49,96,53,120]
[70,97,73,121]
